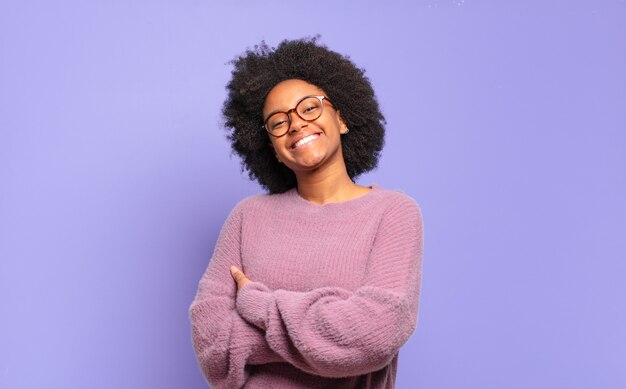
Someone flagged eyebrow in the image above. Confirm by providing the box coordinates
[263,108,282,121]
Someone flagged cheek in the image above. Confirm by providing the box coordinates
[271,139,289,154]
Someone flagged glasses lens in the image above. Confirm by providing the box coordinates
[264,97,325,136]
[296,97,323,121]
[266,113,289,135]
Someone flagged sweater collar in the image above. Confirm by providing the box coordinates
[281,183,385,217]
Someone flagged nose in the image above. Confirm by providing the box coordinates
[287,109,307,133]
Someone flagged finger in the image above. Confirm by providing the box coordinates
[230,266,246,282]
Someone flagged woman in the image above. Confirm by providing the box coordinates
[189,38,424,388]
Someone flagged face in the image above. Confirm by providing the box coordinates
[262,79,348,175]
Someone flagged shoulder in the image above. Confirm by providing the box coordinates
[370,186,424,236]
[228,190,292,216]
[375,186,422,216]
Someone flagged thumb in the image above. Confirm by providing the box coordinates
[230,266,245,281]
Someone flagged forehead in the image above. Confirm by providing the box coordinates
[263,79,325,115]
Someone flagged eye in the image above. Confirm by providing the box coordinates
[271,120,287,130]
[297,96,323,117]
[266,112,289,131]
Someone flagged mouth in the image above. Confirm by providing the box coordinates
[291,133,320,149]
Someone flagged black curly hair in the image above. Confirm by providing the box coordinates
[222,37,385,194]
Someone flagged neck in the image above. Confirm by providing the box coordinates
[295,161,369,205]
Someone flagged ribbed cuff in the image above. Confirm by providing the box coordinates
[236,281,272,330]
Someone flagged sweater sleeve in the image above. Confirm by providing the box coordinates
[189,202,283,389]
[235,196,424,378]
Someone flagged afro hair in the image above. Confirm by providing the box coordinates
[222,37,385,194]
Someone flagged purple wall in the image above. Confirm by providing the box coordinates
[1,1,625,388]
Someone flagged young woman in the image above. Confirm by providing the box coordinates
[189,38,424,388]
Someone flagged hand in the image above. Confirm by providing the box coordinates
[230,266,251,291]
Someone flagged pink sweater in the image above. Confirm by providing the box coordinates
[189,184,423,388]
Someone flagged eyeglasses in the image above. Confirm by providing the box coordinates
[262,95,333,137]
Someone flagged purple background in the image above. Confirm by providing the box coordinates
[1,1,625,388]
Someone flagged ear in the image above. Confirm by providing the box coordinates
[335,110,349,134]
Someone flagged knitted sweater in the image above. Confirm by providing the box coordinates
[189,184,423,388]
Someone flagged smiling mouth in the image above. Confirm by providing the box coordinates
[291,134,320,149]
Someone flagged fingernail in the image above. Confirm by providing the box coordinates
[230,266,237,274]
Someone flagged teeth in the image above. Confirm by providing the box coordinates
[294,134,318,148]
